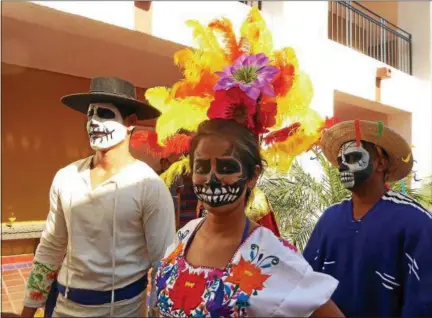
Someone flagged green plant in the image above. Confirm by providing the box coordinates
[260,153,432,252]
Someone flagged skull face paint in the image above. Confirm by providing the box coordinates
[86,103,127,150]
[337,141,373,189]
[192,154,247,208]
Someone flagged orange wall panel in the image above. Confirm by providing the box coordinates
[1,64,159,222]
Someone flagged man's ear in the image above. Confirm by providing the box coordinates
[125,114,138,133]
[247,165,261,189]
[375,146,389,173]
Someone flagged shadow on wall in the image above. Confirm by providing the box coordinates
[1,64,158,223]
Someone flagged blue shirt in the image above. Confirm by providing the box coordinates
[303,190,432,317]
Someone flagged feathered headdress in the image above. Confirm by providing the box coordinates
[131,8,336,191]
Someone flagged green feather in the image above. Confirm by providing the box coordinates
[377,121,384,139]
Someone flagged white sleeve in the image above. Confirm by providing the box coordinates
[24,172,68,308]
[272,252,338,317]
[141,176,176,307]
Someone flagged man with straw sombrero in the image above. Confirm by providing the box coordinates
[19,77,175,317]
[303,120,432,317]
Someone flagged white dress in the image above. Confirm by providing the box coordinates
[155,218,339,317]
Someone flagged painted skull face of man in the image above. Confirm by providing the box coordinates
[192,139,247,208]
[86,103,127,150]
[337,141,373,189]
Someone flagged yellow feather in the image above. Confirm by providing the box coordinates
[144,87,172,114]
[161,156,191,188]
[239,7,273,57]
[262,148,295,174]
[273,47,299,72]
[155,97,212,145]
[275,72,314,128]
[186,20,222,54]
[246,187,272,221]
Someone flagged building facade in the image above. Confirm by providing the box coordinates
[2,1,431,223]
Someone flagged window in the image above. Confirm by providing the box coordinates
[239,1,262,10]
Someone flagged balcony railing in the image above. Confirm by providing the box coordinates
[329,1,412,75]
[239,1,262,10]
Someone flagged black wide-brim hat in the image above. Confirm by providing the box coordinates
[61,77,161,120]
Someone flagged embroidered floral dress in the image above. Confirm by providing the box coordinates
[155,218,338,317]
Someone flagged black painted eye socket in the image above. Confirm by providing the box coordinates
[194,159,211,175]
[97,108,116,119]
[216,158,241,174]
[345,152,363,164]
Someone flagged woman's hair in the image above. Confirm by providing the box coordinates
[189,119,265,199]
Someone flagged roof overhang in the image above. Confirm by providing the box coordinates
[1,2,184,89]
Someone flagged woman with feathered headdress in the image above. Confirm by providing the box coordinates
[132,8,343,317]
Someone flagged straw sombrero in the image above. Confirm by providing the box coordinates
[61,77,161,120]
[321,120,413,182]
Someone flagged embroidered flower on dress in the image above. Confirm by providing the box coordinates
[170,271,207,315]
[225,257,271,295]
[30,290,44,301]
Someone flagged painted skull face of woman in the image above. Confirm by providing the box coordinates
[86,103,127,150]
[192,135,248,208]
[337,141,373,189]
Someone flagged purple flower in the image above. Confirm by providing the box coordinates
[214,53,280,101]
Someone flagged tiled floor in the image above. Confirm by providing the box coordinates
[1,254,43,316]
[1,255,152,316]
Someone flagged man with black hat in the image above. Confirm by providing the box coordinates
[20,77,175,317]
[303,120,432,317]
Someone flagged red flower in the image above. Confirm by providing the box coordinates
[30,291,44,301]
[170,271,206,315]
[255,98,277,134]
[208,87,257,130]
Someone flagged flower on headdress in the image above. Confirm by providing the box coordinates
[214,53,279,101]
[207,87,257,130]
[255,98,277,135]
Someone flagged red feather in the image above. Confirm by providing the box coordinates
[130,130,192,158]
[354,119,361,147]
[263,122,302,146]
[322,116,340,130]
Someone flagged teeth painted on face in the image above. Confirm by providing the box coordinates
[235,187,240,194]
[206,188,212,195]
[214,188,221,195]
[213,196,218,202]
[222,188,227,194]
[219,195,224,201]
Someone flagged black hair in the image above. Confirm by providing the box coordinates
[189,119,265,201]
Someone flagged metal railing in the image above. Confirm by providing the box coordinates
[328,1,412,75]
[239,1,262,10]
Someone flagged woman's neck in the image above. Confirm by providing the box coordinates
[202,205,247,239]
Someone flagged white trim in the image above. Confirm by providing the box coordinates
[382,196,432,219]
